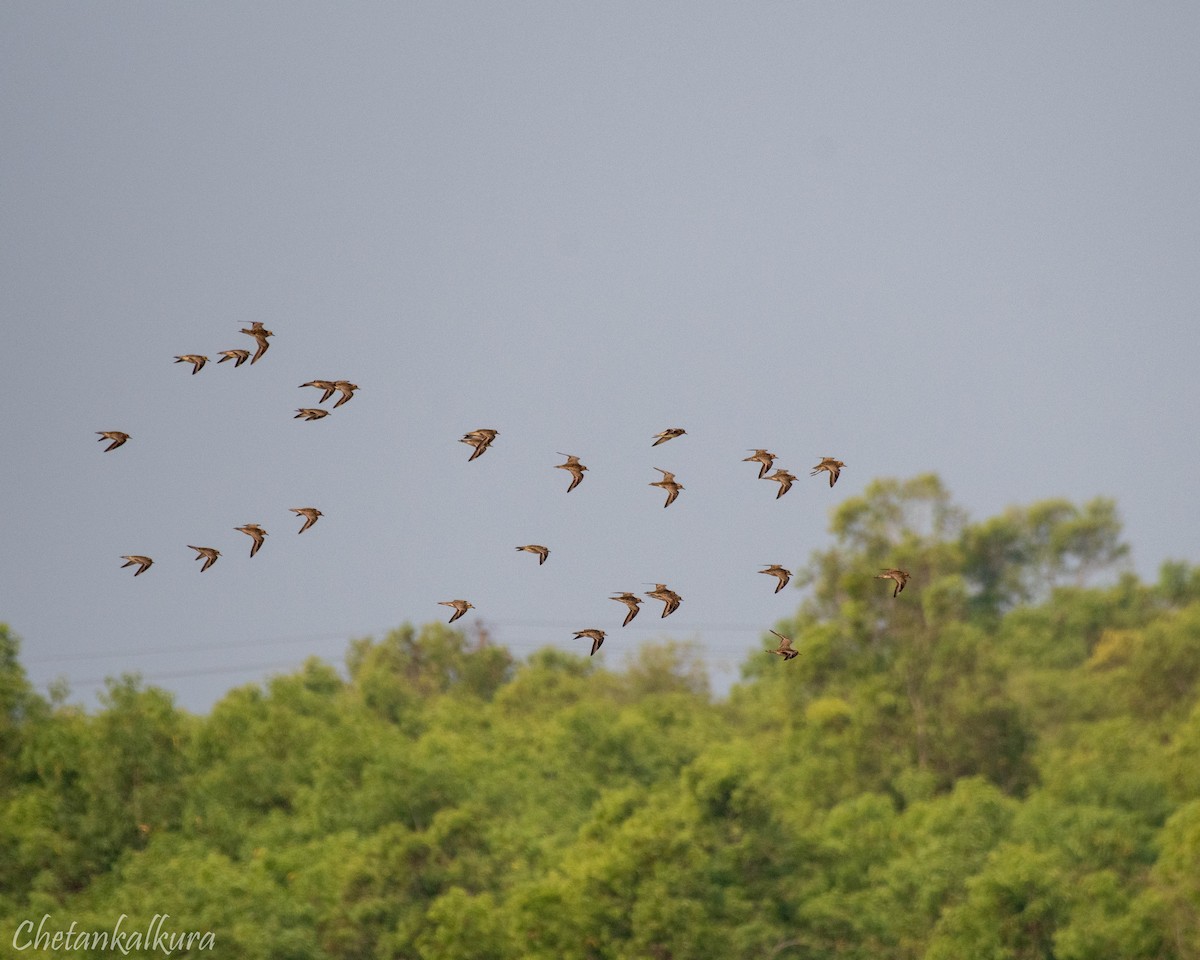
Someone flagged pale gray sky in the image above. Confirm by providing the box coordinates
[3,2,1198,710]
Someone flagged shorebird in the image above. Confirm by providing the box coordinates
[743,449,777,479]
[97,431,130,452]
[555,453,588,492]
[645,583,682,618]
[460,428,498,461]
[610,592,643,627]
[331,381,358,408]
[295,408,330,421]
[875,568,910,597]
[650,468,683,508]
[516,544,550,565]
[652,427,686,446]
[217,349,251,367]
[768,629,799,661]
[439,599,474,623]
[764,469,796,499]
[240,322,273,363]
[235,524,267,557]
[811,457,845,488]
[760,564,792,594]
[290,507,322,533]
[120,555,153,576]
[188,546,221,572]
[174,354,208,374]
[300,380,338,403]
[574,629,607,657]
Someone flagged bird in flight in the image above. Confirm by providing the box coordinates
[97,431,130,452]
[743,449,777,479]
[290,507,322,534]
[217,349,251,367]
[768,629,799,661]
[460,428,499,461]
[331,381,358,408]
[439,599,475,623]
[300,380,338,403]
[120,555,154,577]
[610,592,642,627]
[759,564,792,594]
[645,583,682,618]
[652,427,686,446]
[555,453,588,492]
[650,468,684,508]
[574,628,607,657]
[295,408,330,421]
[516,544,550,565]
[174,354,208,375]
[764,468,796,499]
[811,457,845,488]
[240,322,273,363]
[875,568,910,597]
[235,524,268,557]
[188,546,221,572]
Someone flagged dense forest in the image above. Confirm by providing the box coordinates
[3,474,1200,958]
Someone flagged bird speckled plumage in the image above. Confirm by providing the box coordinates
[97,431,130,452]
[768,630,799,660]
[188,545,221,571]
[120,555,153,576]
[652,427,686,446]
[460,429,498,461]
[332,381,359,408]
[811,457,845,488]
[235,524,267,557]
[174,354,208,374]
[516,544,550,565]
[300,380,337,403]
[439,599,475,623]
[743,449,777,479]
[645,583,682,618]
[760,564,792,594]
[610,592,643,627]
[650,468,683,508]
[240,322,273,363]
[555,453,588,492]
[574,629,607,657]
[295,408,330,421]
[875,568,910,597]
[290,507,322,533]
[217,349,251,367]
[764,469,796,499]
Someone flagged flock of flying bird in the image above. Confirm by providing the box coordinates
[99,325,911,664]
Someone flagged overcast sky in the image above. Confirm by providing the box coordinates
[3,2,1198,712]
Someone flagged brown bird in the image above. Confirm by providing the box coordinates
[188,546,221,572]
[875,568,910,597]
[652,427,686,446]
[295,408,330,421]
[174,354,208,375]
[240,322,273,363]
[439,599,475,623]
[650,468,684,508]
[217,349,251,367]
[290,507,322,533]
[764,469,796,499]
[516,544,550,565]
[743,449,777,479]
[235,524,267,557]
[768,629,799,661]
[645,583,682,618]
[610,592,643,627]
[811,457,845,488]
[331,381,359,409]
[760,564,792,594]
[97,431,130,452]
[460,428,498,461]
[120,555,153,577]
[300,380,338,403]
[574,628,607,657]
[555,453,588,492]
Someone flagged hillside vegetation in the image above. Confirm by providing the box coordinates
[3,475,1200,958]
